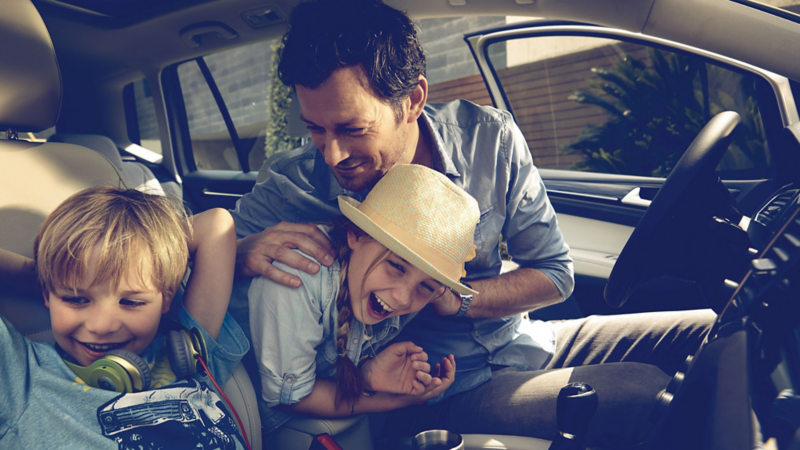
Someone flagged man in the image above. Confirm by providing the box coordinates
[231,0,713,446]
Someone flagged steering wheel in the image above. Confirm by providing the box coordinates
[604,111,742,308]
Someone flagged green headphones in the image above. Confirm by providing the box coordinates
[63,326,208,393]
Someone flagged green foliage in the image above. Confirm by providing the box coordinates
[264,42,301,159]
[564,47,769,178]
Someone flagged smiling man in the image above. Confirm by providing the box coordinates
[230,0,714,446]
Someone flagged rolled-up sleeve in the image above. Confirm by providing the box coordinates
[247,263,328,407]
[502,122,575,299]
[179,305,249,386]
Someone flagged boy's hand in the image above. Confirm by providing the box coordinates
[361,341,431,395]
[235,222,335,286]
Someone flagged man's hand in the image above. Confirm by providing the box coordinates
[236,222,335,286]
[429,287,462,316]
[361,342,432,395]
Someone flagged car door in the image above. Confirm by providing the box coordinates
[463,21,796,316]
[154,39,309,214]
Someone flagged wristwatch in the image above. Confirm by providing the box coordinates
[453,282,473,317]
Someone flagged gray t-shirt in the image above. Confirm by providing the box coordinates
[0,305,249,450]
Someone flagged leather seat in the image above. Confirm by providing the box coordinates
[0,1,260,449]
[48,132,183,200]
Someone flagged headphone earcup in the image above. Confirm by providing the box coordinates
[105,349,152,392]
[167,329,195,379]
[65,349,152,393]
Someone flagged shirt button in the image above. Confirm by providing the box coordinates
[352,338,358,344]
[474,331,480,337]
[287,376,295,383]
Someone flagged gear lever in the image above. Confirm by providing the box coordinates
[548,383,598,450]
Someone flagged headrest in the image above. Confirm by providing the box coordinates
[0,0,61,132]
[48,133,125,169]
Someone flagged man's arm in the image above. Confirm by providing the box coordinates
[432,267,563,318]
[183,208,237,340]
[433,113,573,318]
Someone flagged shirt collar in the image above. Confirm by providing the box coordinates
[420,109,461,178]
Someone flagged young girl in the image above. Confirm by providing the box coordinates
[247,164,481,434]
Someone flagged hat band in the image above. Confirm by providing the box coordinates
[357,202,463,283]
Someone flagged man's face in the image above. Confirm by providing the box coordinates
[296,65,415,192]
[45,245,167,367]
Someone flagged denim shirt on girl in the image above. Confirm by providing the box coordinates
[231,100,574,402]
[246,253,416,433]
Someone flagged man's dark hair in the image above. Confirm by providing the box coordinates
[278,0,426,120]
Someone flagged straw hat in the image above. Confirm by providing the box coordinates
[338,164,480,295]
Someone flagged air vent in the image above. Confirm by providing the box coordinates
[755,189,799,226]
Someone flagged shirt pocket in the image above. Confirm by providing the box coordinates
[473,206,498,263]
[317,337,339,374]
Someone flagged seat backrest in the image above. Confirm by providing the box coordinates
[48,132,167,196]
[0,2,258,449]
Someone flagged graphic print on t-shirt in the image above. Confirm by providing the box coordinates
[96,379,242,450]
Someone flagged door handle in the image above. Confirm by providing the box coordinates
[621,187,651,207]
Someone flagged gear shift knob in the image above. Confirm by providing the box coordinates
[548,382,598,450]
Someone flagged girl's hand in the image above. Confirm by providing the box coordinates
[388,354,456,409]
[361,341,431,395]
[416,354,456,402]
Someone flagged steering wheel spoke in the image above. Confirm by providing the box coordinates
[605,111,747,309]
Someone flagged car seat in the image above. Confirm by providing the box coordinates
[0,1,260,449]
[47,132,183,200]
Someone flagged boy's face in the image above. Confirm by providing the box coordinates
[44,245,168,367]
[346,232,446,325]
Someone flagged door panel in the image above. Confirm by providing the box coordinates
[466,21,788,316]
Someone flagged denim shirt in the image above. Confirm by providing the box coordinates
[231,100,574,402]
[246,253,416,432]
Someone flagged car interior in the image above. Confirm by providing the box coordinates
[2,0,800,448]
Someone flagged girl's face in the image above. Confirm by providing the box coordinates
[346,231,447,325]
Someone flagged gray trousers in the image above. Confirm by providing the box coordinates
[377,309,716,449]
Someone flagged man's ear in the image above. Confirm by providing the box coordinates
[406,75,428,124]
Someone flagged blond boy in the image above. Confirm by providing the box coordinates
[0,186,249,450]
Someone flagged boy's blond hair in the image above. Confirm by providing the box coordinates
[34,186,191,303]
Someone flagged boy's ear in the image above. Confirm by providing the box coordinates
[43,290,50,308]
[161,297,171,314]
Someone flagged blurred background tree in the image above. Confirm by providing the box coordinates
[264,42,301,160]
[563,48,769,179]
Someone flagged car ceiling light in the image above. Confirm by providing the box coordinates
[448,0,466,5]
[241,5,285,28]
[516,0,536,3]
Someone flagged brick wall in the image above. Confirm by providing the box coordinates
[428,42,648,170]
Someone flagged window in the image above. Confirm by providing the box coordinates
[485,35,773,180]
[172,39,296,172]
[127,78,162,155]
